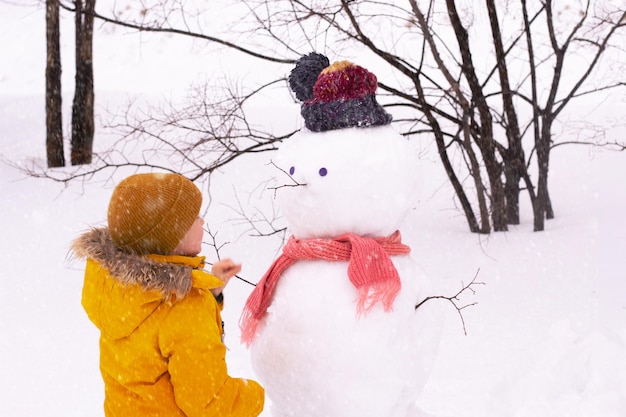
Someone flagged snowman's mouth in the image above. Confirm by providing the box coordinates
[268,160,308,195]
[268,182,307,196]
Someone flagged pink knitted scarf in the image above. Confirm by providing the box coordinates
[239,230,410,346]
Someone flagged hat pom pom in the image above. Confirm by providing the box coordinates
[289,52,330,102]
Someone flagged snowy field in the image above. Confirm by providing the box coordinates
[1,2,625,417]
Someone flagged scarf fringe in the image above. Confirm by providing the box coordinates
[355,279,402,316]
[240,311,261,347]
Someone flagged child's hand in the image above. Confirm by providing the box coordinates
[210,258,242,297]
[211,258,242,281]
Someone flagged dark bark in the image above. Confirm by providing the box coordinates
[534,116,552,231]
[70,0,95,165]
[486,0,525,225]
[463,120,491,233]
[417,80,482,233]
[446,0,507,231]
[521,0,544,230]
[408,0,490,232]
[45,0,65,168]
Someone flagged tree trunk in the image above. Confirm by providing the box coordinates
[503,158,520,224]
[534,116,552,231]
[70,0,95,165]
[45,0,65,168]
[463,121,491,233]
[546,192,554,219]
[486,0,525,225]
[411,76,482,233]
[446,0,507,231]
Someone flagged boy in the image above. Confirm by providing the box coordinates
[71,172,264,417]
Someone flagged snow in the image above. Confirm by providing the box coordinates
[250,125,443,417]
[1,2,625,417]
[274,126,420,238]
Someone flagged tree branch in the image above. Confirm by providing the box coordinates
[415,269,484,335]
[59,0,295,64]
[202,227,257,287]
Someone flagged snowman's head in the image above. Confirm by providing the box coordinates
[278,52,419,238]
[274,126,417,239]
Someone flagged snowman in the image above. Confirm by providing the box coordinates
[240,53,443,417]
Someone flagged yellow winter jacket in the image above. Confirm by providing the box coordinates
[72,228,264,417]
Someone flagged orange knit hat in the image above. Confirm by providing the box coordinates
[107,173,202,255]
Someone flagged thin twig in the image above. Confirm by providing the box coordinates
[203,226,257,287]
[415,268,484,335]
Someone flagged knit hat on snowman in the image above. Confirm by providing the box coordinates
[288,52,393,132]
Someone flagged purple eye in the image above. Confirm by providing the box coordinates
[289,166,295,175]
[319,167,328,177]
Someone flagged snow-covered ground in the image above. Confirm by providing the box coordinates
[1,2,625,417]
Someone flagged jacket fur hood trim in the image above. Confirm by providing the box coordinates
[71,227,194,298]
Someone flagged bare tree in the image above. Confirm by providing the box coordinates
[29,79,292,187]
[70,0,95,165]
[520,1,625,231]
[42,0,626,232]
[45,0,64,168]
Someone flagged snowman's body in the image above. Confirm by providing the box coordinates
[249,126,442,417]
